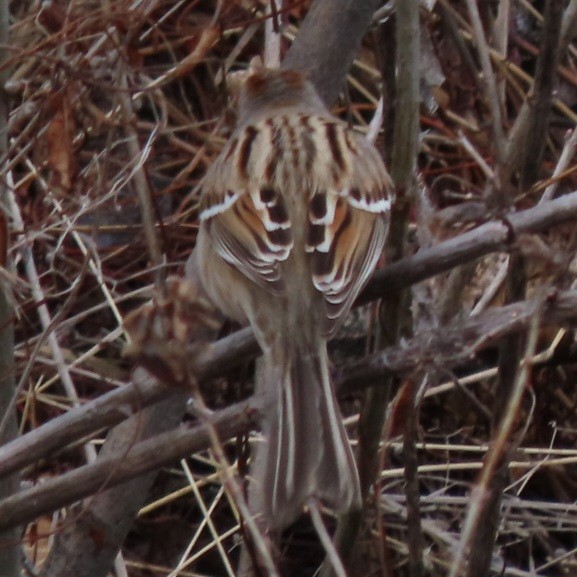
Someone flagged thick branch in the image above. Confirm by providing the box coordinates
[0,0,20,573]
[2,190,577,482]
[519,0,564,188]
[42,391,190,577]
[0,400,257,534]
[0,328,258,481]
[282,0,381,105]
[342,0,421,573]
[363,188,577,302]
[1,288,577,532]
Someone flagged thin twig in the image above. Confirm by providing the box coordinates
[117,73,167,297]
[5,176,97,463]
[309,499,347,577]
[0,0,19,572]
[450,293,544,577]
[187,379,279,577]
[560,0,577,53]
[403,379,424,577]
[541,126,577,202]
[264,0,282,69]
[463,0,507,165]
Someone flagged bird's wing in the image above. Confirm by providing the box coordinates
[306,132,393,336]
[199,124,293,294]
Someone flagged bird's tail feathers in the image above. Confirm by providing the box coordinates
[251,339,360,530]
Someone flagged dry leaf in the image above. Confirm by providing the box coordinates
[46,95,77,193]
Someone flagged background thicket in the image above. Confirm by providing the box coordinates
[1,1,577,576]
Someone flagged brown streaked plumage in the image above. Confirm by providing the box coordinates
[197,67,393,530]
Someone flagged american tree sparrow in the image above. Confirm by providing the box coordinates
[197,67,393,530]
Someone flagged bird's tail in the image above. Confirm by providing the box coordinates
[250,338,360,530]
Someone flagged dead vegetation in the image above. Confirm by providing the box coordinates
[1,1,577,576]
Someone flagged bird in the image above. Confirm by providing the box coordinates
[196,65,393,531]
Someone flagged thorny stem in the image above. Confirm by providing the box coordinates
[0,0,20,572]
[327,0,421,573]
[451,295,543,577]
[187,379,280,577]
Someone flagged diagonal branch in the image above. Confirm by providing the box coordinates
[1,189,577,483]
[363,188,577,302]
[2,287,577,533]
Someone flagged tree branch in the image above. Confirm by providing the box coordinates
[0,0,20,572]
[336,0,421,573]
[2,287,577,533]
[364,188,577,302]
[2,190,577,484]
[282,0,382,105]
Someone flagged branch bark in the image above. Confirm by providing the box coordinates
[0,0,20,574]
[282,0,382,105]
[0,399,257,534]
[469,3,565,575]
[363,188,577,303]
[2,287,577,533]
[41,390,190,577]
[334,0,422,573]
[2,190,577,485]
